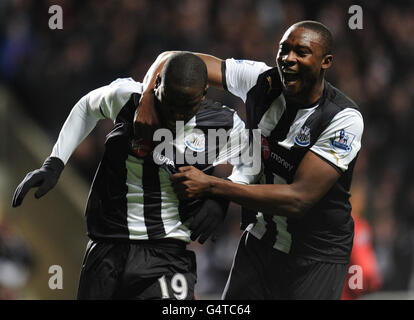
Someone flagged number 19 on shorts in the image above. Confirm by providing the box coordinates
[158,273,188,300]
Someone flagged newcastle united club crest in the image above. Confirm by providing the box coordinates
[294,126,311,147]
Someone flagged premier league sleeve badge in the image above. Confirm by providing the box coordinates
[330,129,355,152]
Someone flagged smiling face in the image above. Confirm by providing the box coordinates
[276,26,332,104]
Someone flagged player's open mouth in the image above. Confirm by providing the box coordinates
[282,69,300,85]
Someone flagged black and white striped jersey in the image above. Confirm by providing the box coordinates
[223,59,364,263]
[51,78,247,243]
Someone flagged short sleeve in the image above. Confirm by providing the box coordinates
[310,108,364,172]
[224,58,272,103]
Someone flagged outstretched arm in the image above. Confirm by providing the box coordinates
[11,95,102,207]
[11,78,139,207]
[50,94,104,165]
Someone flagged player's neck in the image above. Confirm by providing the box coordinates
[286,79,325,109]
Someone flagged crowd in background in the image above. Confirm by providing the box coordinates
[1,0,414,297]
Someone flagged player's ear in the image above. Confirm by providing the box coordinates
[321,54,333,70]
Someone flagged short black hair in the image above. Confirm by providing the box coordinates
[162,52,208,90]
[292,20,333,55]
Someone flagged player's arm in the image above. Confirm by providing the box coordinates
[11,80,133,207]
[134,51,224,140]
[141,51,224,91]
[171,151,339,219]
[134,51,271,140]
[141,51,270,95]
[172,109,364,219]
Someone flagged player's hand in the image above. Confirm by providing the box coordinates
[190,198,229,244]
[170,166,214,200]
[133,89,160,142]
[12,157,64,207]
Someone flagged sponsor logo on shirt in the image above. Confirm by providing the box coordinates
[153,150,175,167]
[262,135,294,172]
[152,150,177,175]
[331,129,355,153]
[270,152,294,172]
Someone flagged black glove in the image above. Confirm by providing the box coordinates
[189,197,230,244]
[12,157,64,207]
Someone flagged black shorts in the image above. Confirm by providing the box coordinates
[77,238,197,300]
[223,231,348,300]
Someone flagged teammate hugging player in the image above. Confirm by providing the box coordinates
[12,52,248,300]
[136,21,364,300]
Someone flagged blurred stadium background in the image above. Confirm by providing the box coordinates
[1,0,414,299]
